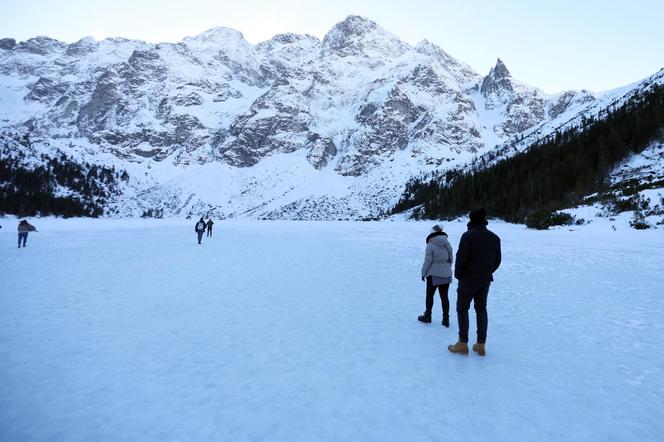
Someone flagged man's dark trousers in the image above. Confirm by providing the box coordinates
[456,281,490,344]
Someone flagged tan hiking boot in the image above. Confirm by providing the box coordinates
[447,341,469,354]
[472,343,486,356]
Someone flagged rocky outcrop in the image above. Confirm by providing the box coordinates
[306,134,337,169]
[321,15,409,60]
[481,58,547,137]
[77,69,126,136]
[547,90,596,119]
[481,58,513,100]
[0,38,16,50]
[15,36,67,56]
[66,37,98,56]
[221,82,312,166]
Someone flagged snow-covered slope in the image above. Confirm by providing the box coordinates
[0,16,658,219]
[491,69,664,162]
[561,137,664,229]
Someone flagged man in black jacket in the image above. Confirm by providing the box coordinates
[206,218,214,237]
[448,208,501,356]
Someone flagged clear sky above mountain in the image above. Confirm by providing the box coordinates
[1,0,662,93]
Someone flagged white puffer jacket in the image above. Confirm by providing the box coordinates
[421,235,454,279]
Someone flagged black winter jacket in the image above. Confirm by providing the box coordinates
[454,223,501,284]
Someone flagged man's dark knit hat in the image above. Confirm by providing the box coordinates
[469,208,486,223]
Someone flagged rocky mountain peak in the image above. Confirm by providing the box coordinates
[66,37,98,56]
[481,57,513,96]
[328,15,379,37]
[321,15,408,58]
[181,26,257,76]
[184,27,249,48]
[0,38,16,50]
[414,39,441,55]
[15,36,67,55]
[491,58,511,79]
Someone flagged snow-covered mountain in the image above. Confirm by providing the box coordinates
[0,15,658,219]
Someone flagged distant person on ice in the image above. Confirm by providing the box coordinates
[206,218,214,237]
[17,220,37,248]
[448,208,501,356]
[419,224,454,327]
[195,217,206,244]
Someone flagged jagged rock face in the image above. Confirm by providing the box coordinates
[480,58,548,137]
[0,14,620,219]
[414,40,481,88]
[497,96,546,137]
[337,62,483,176]
[481,58,512,99]
[321,15,410,61]
[27,77,68,102]
[77,69,123,134]
[220,77,313,167]
[306,134,337,169]
[340,95,418,175]
[255,33,320,78]
[66,37,98,56]
[547,90,596,119]
[15,36,67,56]
[0,38,16,50]
[1,17,557,169]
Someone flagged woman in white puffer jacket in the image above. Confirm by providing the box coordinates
[419,225,454,326]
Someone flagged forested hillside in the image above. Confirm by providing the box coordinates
[391,83,664,226]
[0,134,128,217]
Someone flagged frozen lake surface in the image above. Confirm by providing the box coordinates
[1,219,663,441]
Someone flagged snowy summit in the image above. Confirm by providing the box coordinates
[0,15,662,220]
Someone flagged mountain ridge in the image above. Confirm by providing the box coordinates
[1,15,657,220]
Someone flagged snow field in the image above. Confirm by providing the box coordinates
[1,219,663,441]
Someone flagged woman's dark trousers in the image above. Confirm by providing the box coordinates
[425,276,450,320]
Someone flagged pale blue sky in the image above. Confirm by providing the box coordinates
[1,0,662,93]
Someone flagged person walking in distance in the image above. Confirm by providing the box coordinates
[206,218,214,237]
[17,220,37,248]
[419,225,454,327]
[194,217,206,245]
[448,208,501,356]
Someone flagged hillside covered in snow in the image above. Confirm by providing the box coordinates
[391,74,664,229]
[0,15,661,219]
